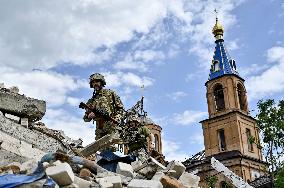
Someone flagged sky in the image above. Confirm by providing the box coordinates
[1,0,284,161]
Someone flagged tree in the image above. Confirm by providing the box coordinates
[256,99,284,182]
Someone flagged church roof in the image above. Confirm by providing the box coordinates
[208,18,240,81]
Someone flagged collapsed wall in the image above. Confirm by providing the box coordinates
[0,85,69,165]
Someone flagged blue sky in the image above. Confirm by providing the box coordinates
[1,0,284,161]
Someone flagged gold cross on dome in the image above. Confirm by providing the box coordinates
[214,9,218,20]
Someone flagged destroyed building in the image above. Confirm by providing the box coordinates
[0,84,72,165]
[0,83,200,188]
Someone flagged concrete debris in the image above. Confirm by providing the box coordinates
[164,160,186,179]
[81,133,122,157]
[9,86,19,94]
[179,172,200,188]
[45,162,75,186]
[20,159,38,174]
[0,88,46,122]
[0,85,201,188]
[151,171,165,181]
[116,162,134,178]
[97,178,114,188]
[131,160,142,170]
[97,176,123,188]
[128,179,163,188]
[74,176,92,188]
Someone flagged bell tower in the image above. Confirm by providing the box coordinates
[196,17,269,186]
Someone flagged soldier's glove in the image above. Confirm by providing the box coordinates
[87,112,96,119]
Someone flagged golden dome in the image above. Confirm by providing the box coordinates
[212,18,224,40]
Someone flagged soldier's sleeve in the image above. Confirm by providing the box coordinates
[112,91,125,122]
[83,98,93,122]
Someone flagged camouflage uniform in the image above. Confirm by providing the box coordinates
[83,74,124,140]
[124,117,151,162]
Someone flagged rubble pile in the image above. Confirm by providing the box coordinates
[0,84,200,187]
[0,151,200,188]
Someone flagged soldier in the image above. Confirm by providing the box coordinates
[82,73,125,140]
[124,115,154,163]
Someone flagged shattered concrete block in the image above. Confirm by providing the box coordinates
[179,172,200,188]
[131,160,142,170]
[53,160,62,166]
[9,86,19,94]
[160,176,187,188]
[20,159,38,174]
[74,176,92,188]
[149,157,166,170]
[5,113,20,122]
[165,161,186,179]
[0,90,46,122]
[151,171,165,181]
[97,178,113,188]
[127,179,163,188]
[103,176,122,188]
[20,118,29,127]
[81,133,122,156]
[162,169,176,177]
[116,162,133,178]
[45,162,74,186]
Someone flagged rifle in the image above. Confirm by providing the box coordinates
[79,102,117,123]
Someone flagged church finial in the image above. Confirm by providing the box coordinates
[212,9,224,40]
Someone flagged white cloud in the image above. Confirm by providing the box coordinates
[162,138,191,161]
[189,133,204,145]
[173,110,207,126]
[183,1,244,68]
[241,63,269,77]
[247,46,284,100]
[103,72,154,88]
[67,97,82,107]
[0,0,244,75]
[43,108,95,146]
[0,70,84,107]
[133,50,165,62]
[114,55,148,72]
[168,91,188,101]
[0,0,168,71]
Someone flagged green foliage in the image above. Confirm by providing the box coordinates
[205,175,218,188]
[248,135,255,145]
[256,99,284,183]
[275,165,284,188]
[223,181,233,188]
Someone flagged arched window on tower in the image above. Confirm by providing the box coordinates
[154,134,159,151]
[229,59,237,70]
[237,83,246,111]
[220,181,227,188]
[213,84,225,111]
[213,60,220,71]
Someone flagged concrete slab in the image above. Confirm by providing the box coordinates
[127,179,163,188]
[0,90,46,122]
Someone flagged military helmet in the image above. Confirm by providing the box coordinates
[89,73,106,86]
[128,115,144,125]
